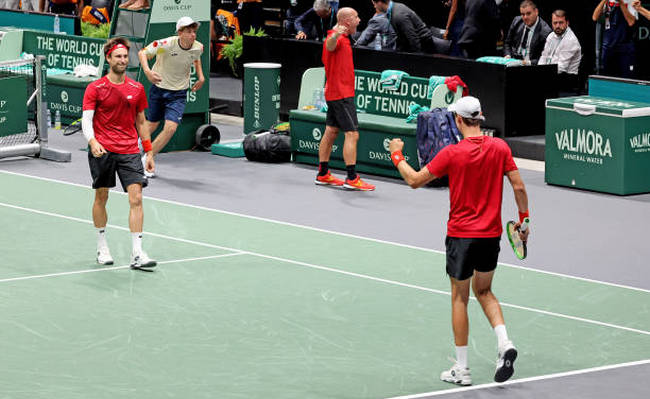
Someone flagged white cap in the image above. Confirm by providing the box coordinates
[448,96,486,121]
[176,16,200,31]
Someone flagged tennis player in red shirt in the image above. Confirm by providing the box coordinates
[389,96,530,385]
[315,7,375,191]
[82,37,157,271]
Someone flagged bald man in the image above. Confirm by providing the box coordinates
[316,7,376,191]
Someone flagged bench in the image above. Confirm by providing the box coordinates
[289,68,462,178]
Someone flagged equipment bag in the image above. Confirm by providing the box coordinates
[416,107,462,186]
[243,128,291,163]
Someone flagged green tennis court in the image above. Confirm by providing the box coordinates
[1,171,649,399]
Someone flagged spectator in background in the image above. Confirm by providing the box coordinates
[22,0,42,12]
[0,1,18,9]
[295,0,338,41]
[118,0,149,11]
[539,10,582,93]
[443,0,465,57]
[355,2,396,50]
[504,1,551,65]
[632,1,650,20]
[211,1,239,40]
[285,0,313,35]
[41,0,81,15]
[593,0,638,78]
[237,0,264,33]
[457,0,499,59]
[371,0,435,54]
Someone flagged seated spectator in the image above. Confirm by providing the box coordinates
[23,0,41,11]
[295,0,338,41]
[41,0,82,15]
[539,9,582,93]
[457,0,500,59]
[0,1,18,9]
[237,0,264,32]
[285,0,313,36]
[1,0,41,11]
[633,0,650,20]
[371,0,436,54]
[592,0,637,79]
[504,0,552,65]
[118,0,149,11]
[211,1,239,40]
[355,3,396,50]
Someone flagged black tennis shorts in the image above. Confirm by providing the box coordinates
[88,151,148,192]
[326,97,358,132]
[445,236,501,281]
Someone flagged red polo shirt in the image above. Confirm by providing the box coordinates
[322,30,355,101]
[83,76,147,154]
[426,136,518,238]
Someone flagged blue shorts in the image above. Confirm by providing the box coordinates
[146,85,188,124]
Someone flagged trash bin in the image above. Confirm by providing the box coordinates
[243,62,281,134]
[545,96,650,195]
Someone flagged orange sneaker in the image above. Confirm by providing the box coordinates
[344,176,375,191]
[315,172,344,186]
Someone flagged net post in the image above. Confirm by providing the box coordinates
[34,55,71,162]
[35,55,48,146]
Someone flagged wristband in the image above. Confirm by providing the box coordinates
[391,151,405,167]
[142,139,152,153]
[518,210,529,224]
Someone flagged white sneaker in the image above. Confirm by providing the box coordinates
[96,247,114,265]
[495,340,518,383]
[142,154,155,178]
[440,363,472,386]
[130,251,157,270]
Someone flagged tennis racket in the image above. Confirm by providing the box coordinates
[506,218,529,260]
[63,118,82,136]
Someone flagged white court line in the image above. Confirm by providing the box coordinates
[2,169,649,295]
[2,201,650,338]
[383,358,650,399]
[0,253,245,284]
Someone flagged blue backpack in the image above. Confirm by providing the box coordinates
[416,108,462,186]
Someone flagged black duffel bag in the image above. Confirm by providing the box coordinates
[243,128,291,163]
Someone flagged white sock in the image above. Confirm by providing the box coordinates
[97,228,108,249]
[455,346,468,369]
[494,324,509,347]
[132,232,143,255]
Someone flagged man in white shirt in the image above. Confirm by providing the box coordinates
[539,9,582,91]
[138,16,205,177]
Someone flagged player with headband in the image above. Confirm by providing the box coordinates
[82,37,157,271]
[388,96,530,385]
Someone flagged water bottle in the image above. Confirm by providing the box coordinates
[374,35,382,50]
[312,88,325,109]
[46,109,52,128]
[53,15,60,34]
[54,110,61,130]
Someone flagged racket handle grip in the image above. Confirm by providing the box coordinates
[520,218,530,233]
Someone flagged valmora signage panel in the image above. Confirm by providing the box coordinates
[545,96,650,195]
[0,77,28,137]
